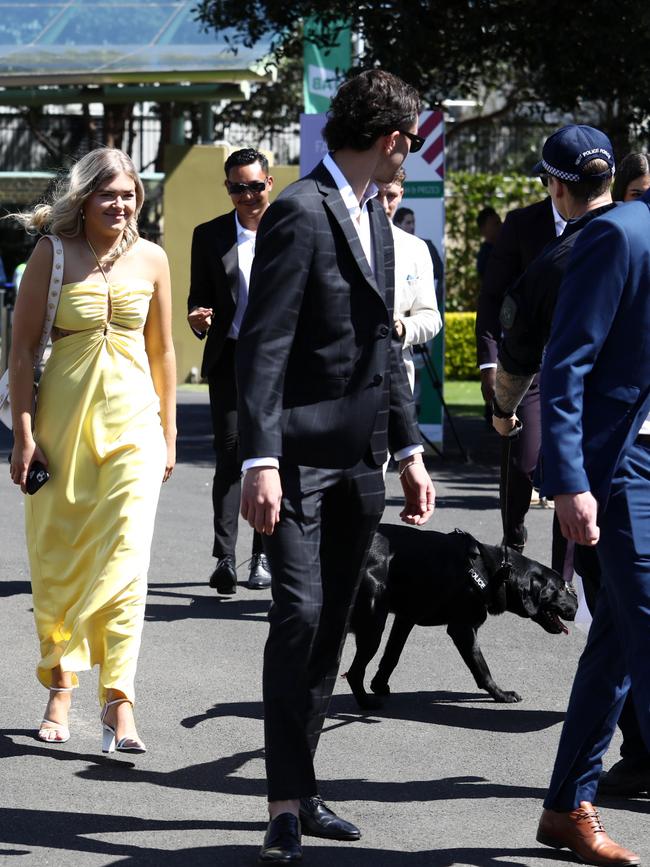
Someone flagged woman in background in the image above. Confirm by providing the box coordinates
[9,148,176,753]
[612,152,650,201]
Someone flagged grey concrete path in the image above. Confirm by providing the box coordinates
[0,390,645,865]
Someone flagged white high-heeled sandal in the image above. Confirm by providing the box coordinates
[38,686,74,744]
[100,698,147,754]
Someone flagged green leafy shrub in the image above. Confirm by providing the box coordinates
[445,172,543,312]
[444,312,479,380]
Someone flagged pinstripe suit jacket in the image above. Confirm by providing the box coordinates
[236,160,421,469]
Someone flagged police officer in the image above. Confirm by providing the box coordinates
[492,124,650,798]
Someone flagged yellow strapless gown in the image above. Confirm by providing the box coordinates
[25,279,166,704]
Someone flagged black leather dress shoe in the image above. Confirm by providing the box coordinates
[208,556,237,595]
[258,813,302,863]
[247,553,272,589]
[299,796,361,840]
[599,757,650,796]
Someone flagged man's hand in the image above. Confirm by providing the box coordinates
[188,306,213,333]
[492,413,520,437]
[480,367,496,404]
[394,318,405,341]
[555,491,600,546]
[241,467,283,535]
[398,456,435,525]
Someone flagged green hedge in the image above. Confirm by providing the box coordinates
[445,172,543,312]
[444,311,479,381]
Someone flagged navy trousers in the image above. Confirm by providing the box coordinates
[544,440,650,809]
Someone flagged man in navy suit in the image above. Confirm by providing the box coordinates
[187,149,274,594]
[237,70,435,862]
[492,125,650,799]
[533,129,650,866]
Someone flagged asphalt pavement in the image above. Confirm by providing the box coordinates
[0,388,645,866]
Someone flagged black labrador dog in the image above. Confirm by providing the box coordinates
[345,524,578,709]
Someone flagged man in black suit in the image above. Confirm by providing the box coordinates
[187,148,274,594]
[475,194,564,557]
[236,70,435,862]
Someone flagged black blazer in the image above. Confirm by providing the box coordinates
[236,161,421,469]
[475,197,557,367]
[187,210,239,378]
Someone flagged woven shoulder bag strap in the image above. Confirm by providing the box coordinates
[33,234,64,367]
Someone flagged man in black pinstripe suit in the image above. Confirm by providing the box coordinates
[236,70,435,863]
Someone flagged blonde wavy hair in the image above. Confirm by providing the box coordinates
[12,147,145,262]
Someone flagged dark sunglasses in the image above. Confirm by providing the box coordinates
[226,179,268,195]
[399,129,426,153]
[539,174,549,188]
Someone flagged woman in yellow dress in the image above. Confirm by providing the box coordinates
[8,148,176,753]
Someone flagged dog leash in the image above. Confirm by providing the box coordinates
[500,433,516,583]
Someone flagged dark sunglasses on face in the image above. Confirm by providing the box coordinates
[226,179,268,195]
[399,129,426,153]
[539,174,549,187]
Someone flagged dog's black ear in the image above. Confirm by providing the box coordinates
[519,576,541,616]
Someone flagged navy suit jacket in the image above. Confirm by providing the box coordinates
[539,195,650,505]
[187,211,238,379]
[236,160,420,469]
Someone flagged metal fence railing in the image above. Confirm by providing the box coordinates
[0,111,162,174]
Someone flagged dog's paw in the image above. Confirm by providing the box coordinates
[491,690,522,703]
[369,676,391,696]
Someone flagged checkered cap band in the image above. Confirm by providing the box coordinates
[542,159,581,183]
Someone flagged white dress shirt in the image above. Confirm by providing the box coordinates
[227,213,256,340]
[392,223,443,391]
[243,154,423,471]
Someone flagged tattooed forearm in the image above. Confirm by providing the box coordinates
[495,362,535,414]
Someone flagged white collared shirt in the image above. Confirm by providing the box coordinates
[227,212,256,340]
[321,152,378,275]
[552,202,567,237]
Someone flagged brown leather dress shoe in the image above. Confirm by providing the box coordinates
[536,802,640,866]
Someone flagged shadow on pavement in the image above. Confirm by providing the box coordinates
[72,743,550,805]
[145,582,270,623]
[0,823,579,867]
[179,691,564,736]
[0,580,30,596]
[0,728,136,768]
[75,746,268,796]
[327,690,565,733]
[386,493,500,510]
[0,807,263,865]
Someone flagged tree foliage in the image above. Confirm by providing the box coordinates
[194,0,650,155]
[445,171,542,312]
[213,56,302,142]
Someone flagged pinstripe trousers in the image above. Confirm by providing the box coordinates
[261,457,386,801]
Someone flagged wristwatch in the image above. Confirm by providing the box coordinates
[491,397,515,419]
